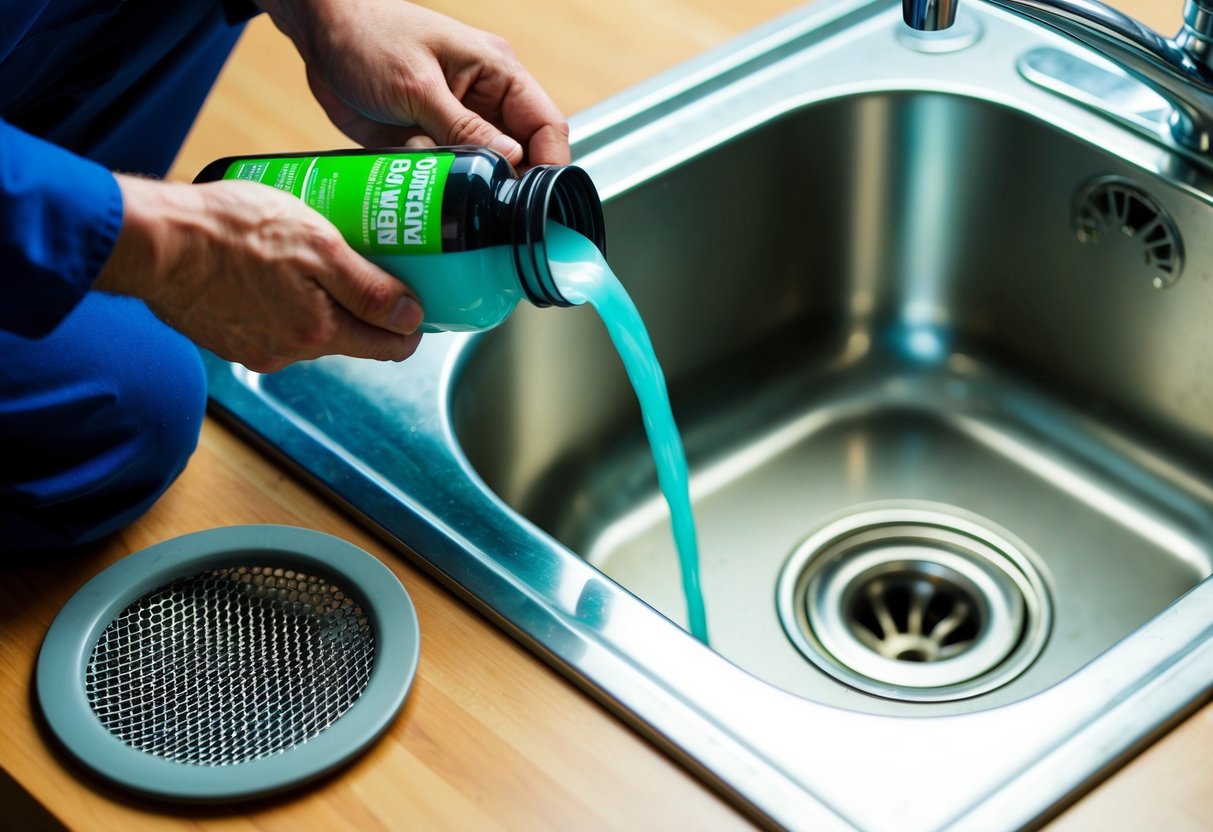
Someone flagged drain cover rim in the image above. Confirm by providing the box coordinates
[36,525,420,802]
[777,503,1052,703]
[807,543,1026,688]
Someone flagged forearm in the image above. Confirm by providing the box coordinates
[252,0,347,63]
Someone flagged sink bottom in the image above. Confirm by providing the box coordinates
[561,351,1211,715]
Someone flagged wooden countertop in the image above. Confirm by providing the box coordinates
[3,1,1212,830]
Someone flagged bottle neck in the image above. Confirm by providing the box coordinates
[503,165,606,307]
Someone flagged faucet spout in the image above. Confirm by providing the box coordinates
[901,0,1213,153]
[903,0,960,30]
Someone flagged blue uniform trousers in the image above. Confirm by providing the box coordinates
[2,0,253,549]
[0,293,207,549]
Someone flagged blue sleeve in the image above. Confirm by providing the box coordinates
[0,117,123,338]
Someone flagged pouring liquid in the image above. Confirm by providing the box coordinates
[544,224,709,643]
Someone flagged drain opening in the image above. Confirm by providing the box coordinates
[777,505,1050,703]
[848,568,981,663]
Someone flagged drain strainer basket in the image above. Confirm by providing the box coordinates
[777,503,1051,702]
[37,525,420,801]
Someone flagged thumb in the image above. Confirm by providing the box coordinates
[419,89,523,164]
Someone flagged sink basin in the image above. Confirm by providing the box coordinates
[454,87,1213,715]
[205,1,1213,829]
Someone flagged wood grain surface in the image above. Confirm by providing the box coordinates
[3,1,1210,830]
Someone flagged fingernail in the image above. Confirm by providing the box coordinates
[389,296,423,333]
[489,134,522,160]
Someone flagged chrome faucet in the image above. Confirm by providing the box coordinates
[903,0,1213,152]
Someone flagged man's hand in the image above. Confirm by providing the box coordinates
[95,174,424,374]
[260,0,570,168]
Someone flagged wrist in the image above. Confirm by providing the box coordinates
[94,175,195,302]
[257,0,348,64]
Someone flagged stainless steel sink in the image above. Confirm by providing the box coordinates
[205,1,1213,829]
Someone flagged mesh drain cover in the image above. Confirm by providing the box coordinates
[777,503,1051,702]
[37,525,419,802]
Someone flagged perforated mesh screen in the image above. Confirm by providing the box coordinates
[85,566,376,766]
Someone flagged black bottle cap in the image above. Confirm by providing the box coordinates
[511,165,607,307]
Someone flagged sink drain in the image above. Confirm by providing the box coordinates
[777,503,1050,702]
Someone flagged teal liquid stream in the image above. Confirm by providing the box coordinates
[545,224,709,644]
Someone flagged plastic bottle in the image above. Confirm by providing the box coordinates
[194,146,606,332]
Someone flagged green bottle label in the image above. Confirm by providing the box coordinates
[222,152,455,255]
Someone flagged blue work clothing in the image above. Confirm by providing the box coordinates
[2,0,256,549]
[0,292,208,548]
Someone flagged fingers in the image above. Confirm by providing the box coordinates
[412,75,569,168]
[447,56,570,167]
[312,244,425,336]
[242,263,425,372]
[414,84,525,165]
[296,0,571,165]
[241,316,422,374]
[407,28,555,166]
[293,226,428,366]
[500,78,571,167]
[314,313,424,365]
[522,121,571,168]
